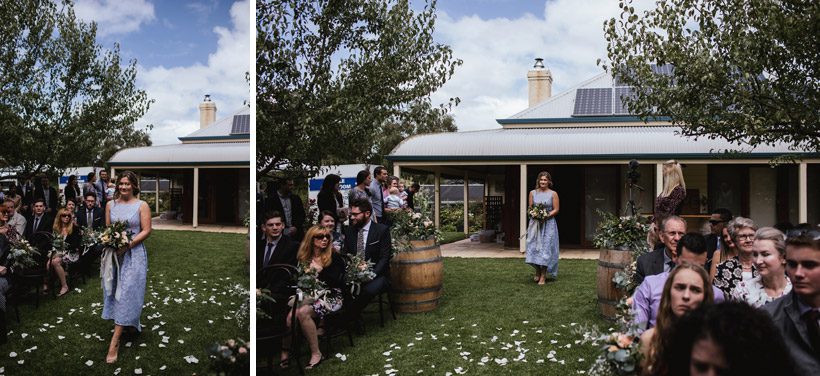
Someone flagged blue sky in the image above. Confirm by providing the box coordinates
[406,0,623,132]
[75,0,250,145]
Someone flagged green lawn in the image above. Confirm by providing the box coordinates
[0,230,250,375]
[279,258,608,375]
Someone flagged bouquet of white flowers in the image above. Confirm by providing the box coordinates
[293,261,329,306]
[528,202,550,222]
[97,221,132,251]
[8,239,41,273]
[343,254,376,296]
[80,226,99,255]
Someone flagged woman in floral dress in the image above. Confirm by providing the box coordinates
[281,225,345,370]
[525,171,560,285]
[102,171,152,363]
[47,207,81,296]
[729,227,791,307]
[713,217,758,296]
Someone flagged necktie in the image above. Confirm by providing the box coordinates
[264,243,274,267]
[357,228,366,257]
[803,310,820,357]
[666,260,676,271]
[87,211,93,227]
[34,217,40,231]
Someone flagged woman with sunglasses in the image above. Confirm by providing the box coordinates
[712,217,758,296]
[281,225,346,370]
[47,207,81,297]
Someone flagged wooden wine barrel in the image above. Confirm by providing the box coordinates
[597,248,632,319]
[390,239,443,313]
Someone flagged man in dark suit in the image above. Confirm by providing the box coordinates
[705,208,732,261]
[634,216,686,285]
[25,199,54,254]
[344,198,392,323]
[266,179,305,242]
[32,176,58,214]
[77,192,104,230]
[763,231,820,375]
[257,211,297,286]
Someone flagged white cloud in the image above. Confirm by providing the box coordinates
[137,0,251,145]
[431,0,622,131]
[74,0,156,37]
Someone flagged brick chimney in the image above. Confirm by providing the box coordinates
[199,94,217,128]
[527,58,552,108]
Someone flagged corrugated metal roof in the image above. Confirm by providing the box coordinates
[179,107,251,141]
[108,142,249,166]
[388,126,813,161]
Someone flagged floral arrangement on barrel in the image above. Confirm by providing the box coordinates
[387,187,441,254]
[207,338,249,376]
[7,239,41,273]
[343,254,376,296]
[592,210,651,293]
[576,298,644,375]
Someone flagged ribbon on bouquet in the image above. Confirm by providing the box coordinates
[100,246,123,301]
[525,219,546,251]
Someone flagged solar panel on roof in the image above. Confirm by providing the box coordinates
[573,88,612,116]
[614,87,635,115]
[230,114,250,134]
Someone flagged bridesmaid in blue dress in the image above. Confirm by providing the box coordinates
[525,171,560,285]
[102,171,152,363]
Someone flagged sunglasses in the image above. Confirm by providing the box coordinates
[313,234,331,240]
[61,214,72,218]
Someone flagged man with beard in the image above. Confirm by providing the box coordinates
[344,198,391,329]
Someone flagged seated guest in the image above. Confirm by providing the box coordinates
[0,233,13,344]
[657,302,795,376]
[65,200,77,225]
[26,198,53,238]
[713,217,758,296]
[632,232,725,329]
[635,216,687,286]
[729,227,791,307]
[5,199,26,239]
[77,192,104,230]
[710,222,739,280]
[764,228,820,375]
[640,261,714,374]
[257,211,297,285]
[343,198,392,325]
[281,225,345,370]
[47,208,80,296]
[0,202,22,244]
[318,210,343,253]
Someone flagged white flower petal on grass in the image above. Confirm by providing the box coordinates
[455,367,467,374]
[159,365,167,370]
[85,360,94,366]
[158,344,166,348]
[494,358,508,366]
[184,355,199,364]
[158,331,166,336]
[161,336,170,343]
[139,343,147,347]
[20,333,28,338]
[208,320,213,324]
[114,367,121,375]
[17,360,23,365]
[58,335,65,340]
[125,342,132,348]
[178,340,184,344]
[183,327,191,332]
[536,359,545,364]
[577,358,585,362]
[134,368,143,374]
[335,353,347,361]
[550,340,558,344]
[24,346,37,353]
[382,351,391,356]
[9,352,17,358]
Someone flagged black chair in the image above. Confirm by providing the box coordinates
[358,281,397,333]
[17,231,51,307]
[257,264,303,375]
[314,290,355,356]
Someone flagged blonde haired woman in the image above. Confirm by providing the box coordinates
[525,171,560,285]
[648,160,687,248]
[281,225,346,370]
[48,207,81,297]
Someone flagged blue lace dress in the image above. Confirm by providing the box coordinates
[102,200,148,331]
[525,190,560,278]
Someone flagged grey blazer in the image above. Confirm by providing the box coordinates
[634,247,666,286]
[763,292,820,376]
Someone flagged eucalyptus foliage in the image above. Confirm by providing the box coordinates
[0,0,153,179]
[602,0,819,153]
[256,0,461,178]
